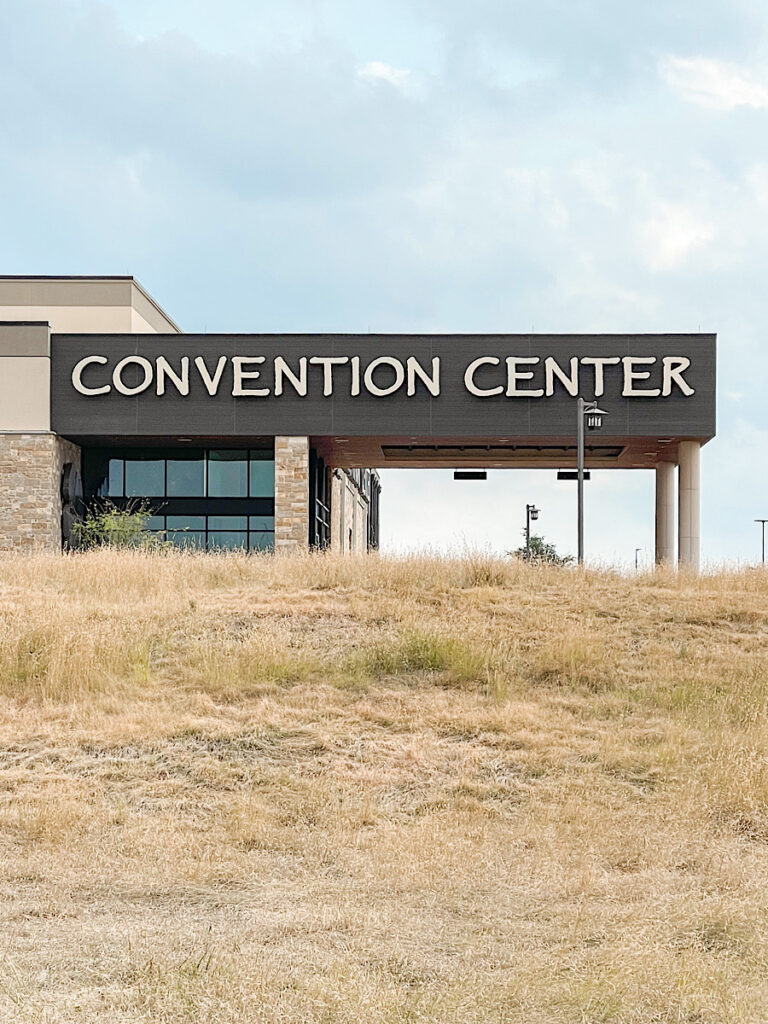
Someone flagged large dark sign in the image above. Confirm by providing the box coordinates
[50,333,716,438]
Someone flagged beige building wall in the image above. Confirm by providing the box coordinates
[330,473,343,550]
[0,305,155,333]
[0,278,179,552]
[0,324,51,432]
[352,486,367,552]
[0,276,180,335]
[330,470,369,554]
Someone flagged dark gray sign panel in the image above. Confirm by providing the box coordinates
[50,333,716,439]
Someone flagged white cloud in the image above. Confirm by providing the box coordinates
[357,60,411,89]
[660,56,768,110]
[5,0,768,564]
[639,203,714,269]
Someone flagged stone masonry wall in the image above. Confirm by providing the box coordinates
[274,436,309,552]
[329,469,370,554]
[0,433,81,551]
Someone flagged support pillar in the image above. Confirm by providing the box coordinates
[678,440,701,572]
[274,436,310,553]
[654,461,675,565]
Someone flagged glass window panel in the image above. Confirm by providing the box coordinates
[107,459,124,497]
[208,532,248,550]
[208,515,247,531]
[167,515,206,531]
[208,451,247,496]
[249,515,275,531]
[146,516,166,531]
[169,531,205,549]
[125,460,164,497]
[167,459,205,497]
[249,458,274,497]
[249,532,274,552]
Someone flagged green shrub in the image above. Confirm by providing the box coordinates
[73,503,166,550]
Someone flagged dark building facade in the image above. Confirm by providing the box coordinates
[0,276,715,566]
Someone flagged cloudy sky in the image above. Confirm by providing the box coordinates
[1,0,766,565]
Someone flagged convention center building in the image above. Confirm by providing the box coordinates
[0,276,716,567]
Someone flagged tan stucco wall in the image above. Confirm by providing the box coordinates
[0,357,50,431]
[329,470,368,553]
[0,305,159,333]
[0,277,180,334]
[352,488,367,551]
[131,307,165,333]
[0,323,51,431]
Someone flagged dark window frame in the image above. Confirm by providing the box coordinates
[82,445,276,552]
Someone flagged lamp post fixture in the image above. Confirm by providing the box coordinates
[756,519,768,565]
[525,503,539,559]
[577,397,608,566]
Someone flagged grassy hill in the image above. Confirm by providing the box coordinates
[2,551,768,1022]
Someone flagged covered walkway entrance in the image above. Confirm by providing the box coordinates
[314,432,704,568]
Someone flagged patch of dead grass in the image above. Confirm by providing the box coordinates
[2,551,768,1021]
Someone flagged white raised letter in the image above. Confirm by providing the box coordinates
[232,356,269,397]
[544,356,578,397]
[350,356,361,396]
[464,356,502,397]
[113,356,153,396]
[274,356,308,397]
[622,356,660,397]
[194,355,227,396]
[662,356,695,396]
[364,357,406,397]
[156,356,190,396]
[406,356,440,397]
[506,357,543,397]
[72,355,110,395]
[580,356,620,397]
[310,356,349,396]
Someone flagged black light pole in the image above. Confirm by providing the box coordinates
[525,503,539,559]
[635,547,641,572]
[756,519,768,564]
[577,399,608,566]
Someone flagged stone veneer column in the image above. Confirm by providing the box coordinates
[274,436,310,552]
[0,433,80,551]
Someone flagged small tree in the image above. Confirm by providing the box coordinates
[511,534,574,565]
[73,502,166,550]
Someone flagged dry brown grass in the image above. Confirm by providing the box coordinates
[3,550,768,1022]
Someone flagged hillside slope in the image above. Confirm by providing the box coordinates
[2,551,768,1023]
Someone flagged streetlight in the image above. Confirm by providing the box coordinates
[635,547,642,572]
[577,397,608,566]
[525,503,539,559]
[756,519,768,565]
